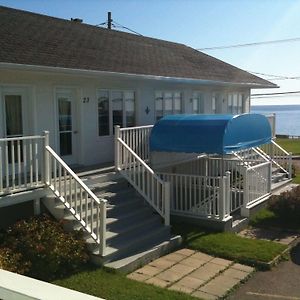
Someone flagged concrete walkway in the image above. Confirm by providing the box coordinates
[127,249,254,299]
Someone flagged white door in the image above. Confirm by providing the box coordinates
[56,90,78,165]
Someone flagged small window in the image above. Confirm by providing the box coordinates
[212,95,216,114]
[98,91,109,136]
[192,92,204,114]
[155,91,183,120]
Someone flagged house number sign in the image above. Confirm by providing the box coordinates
[83,97,90,103]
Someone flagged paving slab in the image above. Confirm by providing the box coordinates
[127,248,254,299]
[210,257,232,267]
[127,272,149,282]
[163,252,186,262]
[145,276,169,288]
[222,267,250,280]
[199,274,240,297]
[189,261,226,281]
[148,257,175,270]
[175,275,205,290]
[135,265,162,277]
[168,283,194,294]
[176,248,196,256]
[192,290,218,300]
[156,269,184,283]
[231,263,255,273]
[180,256,207,268]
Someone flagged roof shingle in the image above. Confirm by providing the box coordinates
[0,5,275,87]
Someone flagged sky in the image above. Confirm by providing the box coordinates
[1,0,300,105]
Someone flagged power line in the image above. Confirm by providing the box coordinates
[252,91,300,97]
[197,37,300,51]
[112,20,143,36]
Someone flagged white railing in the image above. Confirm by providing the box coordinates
[0,135,45,195]
[266,113,276,137]
[45,136,106,254]
[115,126,170,225]
[118,125,153,162]
[258,140,292,178]
[243,161,271,208]
[158,172,231,221]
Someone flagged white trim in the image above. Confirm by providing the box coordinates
[0,62,278,89]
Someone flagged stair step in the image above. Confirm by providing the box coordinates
[97,225,171,261]
[103,234,182,273]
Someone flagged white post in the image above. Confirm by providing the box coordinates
[114,126,120,171]
[225,171,231,216]
[164,182,170,226]
[43,131,50,185]
[288,152,292,179]
[100,200,107,256]
[241,166,249,217]
[219,176,225,221]
[268,161,272,192]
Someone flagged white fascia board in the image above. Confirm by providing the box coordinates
[0,62,278,89]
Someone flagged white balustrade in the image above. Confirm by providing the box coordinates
[45,143,107,254]
[0,135,45,195]
[158,172,231,221]
[258,140,292,178]
[115,126,169,225]
[118,125,153,162]
[243,161,271,207]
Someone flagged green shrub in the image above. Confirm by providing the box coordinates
[0,247,31,275]
[3,215,89,280]
[268,185,300,226]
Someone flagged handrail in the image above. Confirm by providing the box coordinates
[246,161,270,171]
[45,146,102,204]
[271,140,290,156]
[0,135,44,142]
[45,143,106,254]
[117,138,164,184]
[119,125,154,131]
[116,134,170,225]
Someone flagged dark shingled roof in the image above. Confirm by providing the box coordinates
[0,6,276,87]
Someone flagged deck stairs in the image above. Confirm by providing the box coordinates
[43,168,181,273]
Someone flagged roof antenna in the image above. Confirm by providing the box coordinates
[107,12,112,29]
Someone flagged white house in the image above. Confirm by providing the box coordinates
[0,6,292,270]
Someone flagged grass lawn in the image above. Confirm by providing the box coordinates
[276,138,300,155]
[172,224,287,265]
[53,266,197,300]
[250,207,300,230]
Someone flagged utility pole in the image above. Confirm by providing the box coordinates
[107,12,112,29]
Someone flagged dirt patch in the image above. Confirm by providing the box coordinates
[239,228,298,246]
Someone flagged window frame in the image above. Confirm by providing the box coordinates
[192,91,204,114]
[97,89,136,137]
[155,90,183,121]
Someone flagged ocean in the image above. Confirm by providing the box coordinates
[251,105,300,136]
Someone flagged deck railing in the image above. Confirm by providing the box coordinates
[258,140,292,178]
[44,133,106,254]
[243,161,271,208]
[118,125,153,162]
[115,126,170,225]
[158,172,231,221]
[0,135,45,195]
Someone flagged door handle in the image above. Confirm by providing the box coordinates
[73,130,78,134]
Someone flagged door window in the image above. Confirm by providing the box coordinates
[5,95,23,137]
[58,98,72,156]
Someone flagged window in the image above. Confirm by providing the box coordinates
[192,92,204,114]
[98,91,109,136]
[98,90,136,136]
[228,93,243,114]
[155,91,183,121]
[212,94,216,114]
